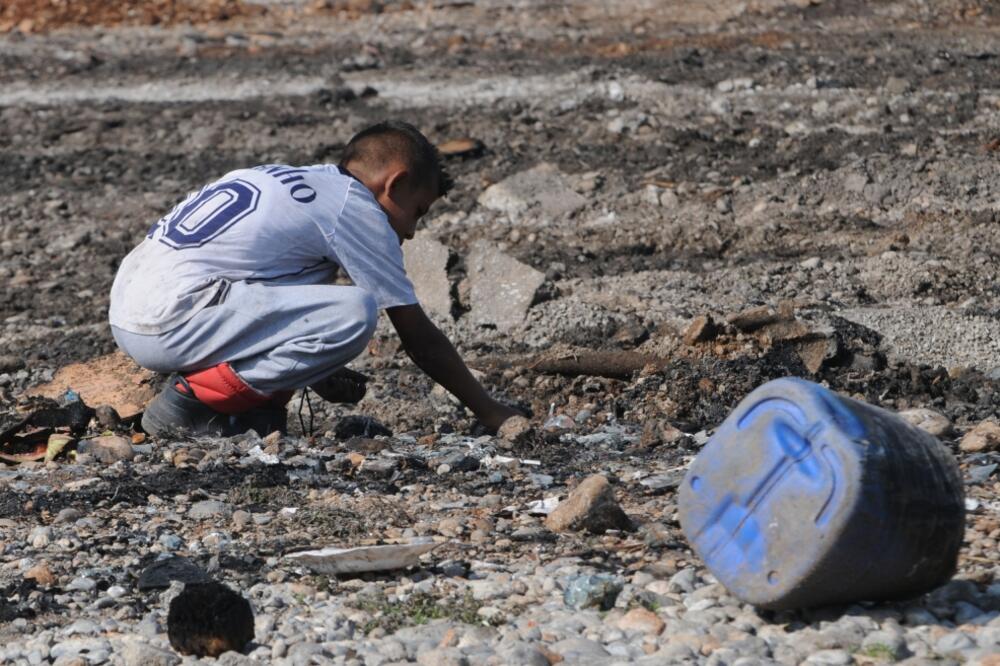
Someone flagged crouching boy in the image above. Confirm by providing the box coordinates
[110,121,519,436]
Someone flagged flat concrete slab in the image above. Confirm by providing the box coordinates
[478,163,587,220]
[403,233,453,320]
[468,242,545,331]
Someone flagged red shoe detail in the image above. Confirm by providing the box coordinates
[178,363,270,415]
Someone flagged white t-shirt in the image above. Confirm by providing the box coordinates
[109,164,417,334]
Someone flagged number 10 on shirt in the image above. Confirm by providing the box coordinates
[152,179,262,250]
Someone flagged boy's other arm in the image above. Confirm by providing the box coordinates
[386,303,520,432]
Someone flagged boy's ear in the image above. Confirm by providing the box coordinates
[383,166,410,198]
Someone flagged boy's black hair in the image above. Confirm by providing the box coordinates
[340,120,453,197]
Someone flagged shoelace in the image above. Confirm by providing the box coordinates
[297,386,315,437]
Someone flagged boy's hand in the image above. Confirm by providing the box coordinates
[387,304,519,433]
[478,400,525,433]
[310,367,368,404]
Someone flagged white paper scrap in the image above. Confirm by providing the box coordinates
[285,539,443,575]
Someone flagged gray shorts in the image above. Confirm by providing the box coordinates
[112,279,377,394]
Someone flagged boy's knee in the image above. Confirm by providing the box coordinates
[344,288,378,341]
[111,326,176,374]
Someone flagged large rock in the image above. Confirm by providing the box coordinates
[617,607,665,635]
[545,474,634,534]
[24,562,56,587]
[899,408,954,438]
[498,415,533,443]
[28,351,156,418]
[189,500,231,520]
[794,335,839,374]
[120,639,180,666]
[562,574,623,610]
[403,233,453,320]
[467,243,545,331]
[683,314,718,345]
[478,163,586,220]
[78,434,135,464]
[960,420,1000,453]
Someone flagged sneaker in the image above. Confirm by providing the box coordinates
[142,376,287,438]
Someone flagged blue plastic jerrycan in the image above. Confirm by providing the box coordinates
[678,377,964,610]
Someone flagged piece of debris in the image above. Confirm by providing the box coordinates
[679,377,964,610]
[563,574,623,610]
[344,436,390,453]
[618,607,666,635]
[794,335,839,374]
[403,233,453,320]
[526,496,561,515]
[1,398,94,453]
[284,539,443,575]
[467,243,546,331]
[77,434,135,464]
[497,415,533,443]
[247,444,279,465]
[0,355,25,373]
[544,474,634,534]
[44,433,73,462]
[683,314,718,345]
[968,463,997,485]
[727,304,793,332]
[757,318,813,344]
[610,321,650,347]
[640,471,683,493]
[543,413,575,432]
[188,499,231,520]
[334,415,392,439]
[638,422,685,449]
[26,351,156,419]
[885,76,911,95]
[94,405,121,429]
[167,582,254,658]
[960,420,1000,453]
[24,562,56,587]
[0,440,46,463]
[478,163,587,220]
[120,639,180,666]
[723,304,847,374]
[439,451,479,472]
[727,303,813,345]
[137,557,211,591]
[437,137,484,158]
[899,408,954,438]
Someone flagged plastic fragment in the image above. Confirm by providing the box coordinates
[285,539,443,575]
[247,445,279,465]
[45,433,73,462]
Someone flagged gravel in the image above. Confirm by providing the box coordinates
[4,1,1000,665]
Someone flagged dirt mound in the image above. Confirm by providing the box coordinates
[0,0,259,33]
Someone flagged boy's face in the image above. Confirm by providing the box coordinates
[377,174,439,245]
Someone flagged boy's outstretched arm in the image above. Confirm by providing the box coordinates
[386,304,521,432]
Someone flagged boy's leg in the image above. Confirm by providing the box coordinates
[113,281,378,434]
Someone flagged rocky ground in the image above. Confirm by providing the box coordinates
[2,0,1000,664]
